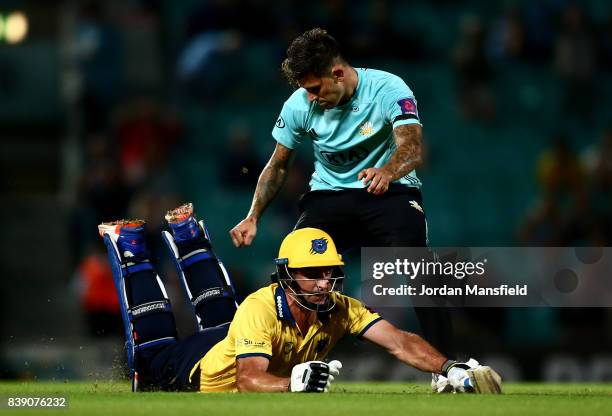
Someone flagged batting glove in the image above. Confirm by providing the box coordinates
[290,360,342,392]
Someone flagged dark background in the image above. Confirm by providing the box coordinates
[1,0,611,382]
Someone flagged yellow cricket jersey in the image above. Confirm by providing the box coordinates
[191,283,382,392]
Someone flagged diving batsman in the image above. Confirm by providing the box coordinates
[99,203,501,393]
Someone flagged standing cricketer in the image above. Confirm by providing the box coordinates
[229,28,454,386]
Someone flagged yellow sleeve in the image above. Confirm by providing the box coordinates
[345,296,383,338]
[233,298,277,359]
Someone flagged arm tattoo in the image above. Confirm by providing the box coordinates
[384,124,423,181]
[247,144,294,220]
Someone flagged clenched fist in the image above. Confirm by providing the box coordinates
[229,216,257,247]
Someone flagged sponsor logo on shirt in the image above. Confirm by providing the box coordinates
[238,338,267,347]
[320,146,369,167]
[276,295,284,318]
[276,116,285,128]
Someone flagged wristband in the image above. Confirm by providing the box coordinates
[441,359,457,377]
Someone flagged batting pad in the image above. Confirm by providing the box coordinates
[102,234,178,392]
[162,220,237,332]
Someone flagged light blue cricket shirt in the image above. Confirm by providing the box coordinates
[272,68,422,191]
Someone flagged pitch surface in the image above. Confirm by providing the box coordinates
[0,381,610,415]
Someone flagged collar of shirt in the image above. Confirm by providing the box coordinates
[326,67,363,112]
[274,285,295,323]
[273,285,335,324]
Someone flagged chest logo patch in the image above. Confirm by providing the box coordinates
[359,121,374,137]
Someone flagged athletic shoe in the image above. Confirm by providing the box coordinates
[165,203,202,244]
[98,220,147,260]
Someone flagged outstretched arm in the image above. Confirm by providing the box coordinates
[361,319,446,373]
[362,319,503,393]
[230,142,294,247]
[358,124,423,195]
[236,356,290,392]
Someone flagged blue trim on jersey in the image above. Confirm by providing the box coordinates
[356,317,384,339]
[236,353,272,360]
[274,286,296,324]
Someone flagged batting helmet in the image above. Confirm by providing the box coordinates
[274,228,345,312]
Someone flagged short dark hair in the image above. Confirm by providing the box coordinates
[281,28,343,86]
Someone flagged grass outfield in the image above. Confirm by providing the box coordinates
[0,381,611,416]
